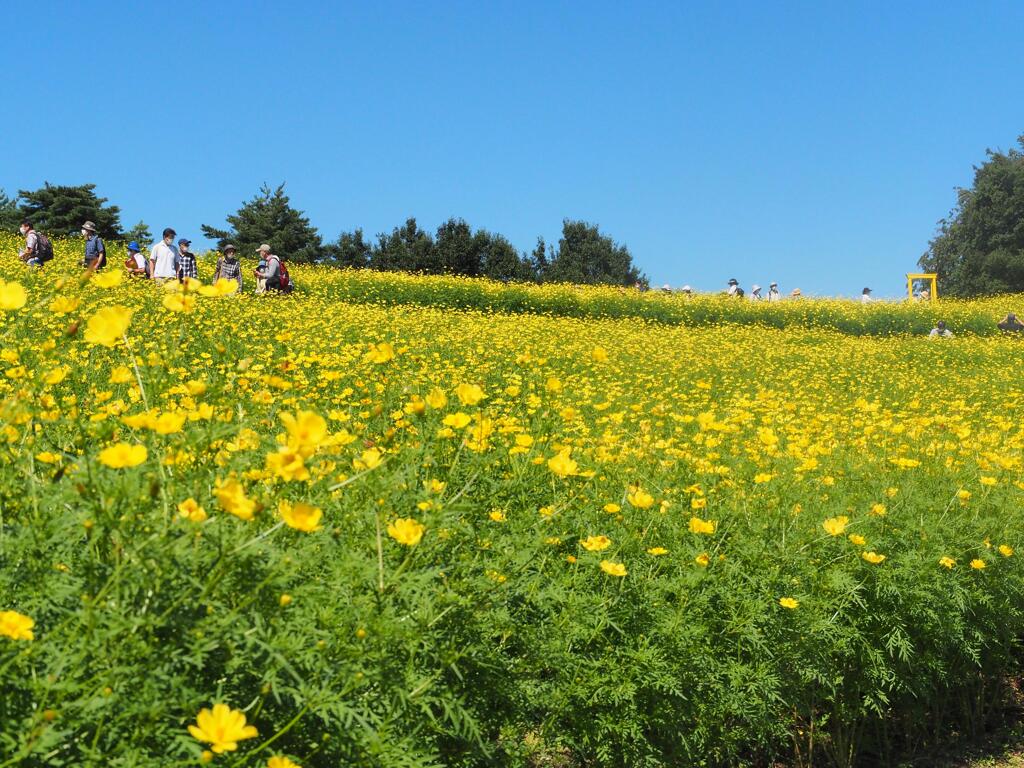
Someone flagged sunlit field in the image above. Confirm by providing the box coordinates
[2,235,1024,767]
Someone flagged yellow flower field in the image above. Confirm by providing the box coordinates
[1,235,1023,766]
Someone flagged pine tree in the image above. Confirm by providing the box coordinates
[18,183,123,239]
[201,183,324,262]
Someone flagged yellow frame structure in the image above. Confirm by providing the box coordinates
[906,273,938,301]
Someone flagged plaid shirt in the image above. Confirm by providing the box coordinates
[178,251,197,279]
[216,258,242,290]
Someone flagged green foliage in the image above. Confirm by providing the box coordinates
[202,183,326,263]
[544,220,643,286]
[124,220,154,249]
[0,189,20,231]
[18,182,124,239]
[325,228,373,268]
[920,136,1024,296]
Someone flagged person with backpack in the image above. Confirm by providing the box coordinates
[255,245,292,294]
[176,238,197,281]
[82,221,106,270]
[213,244,243,293]
[18,221,53,267]
[124,241,149,277]
[726,278,744,298]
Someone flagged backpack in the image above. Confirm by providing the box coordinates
[35,232,54,262]
[268,256,292,293]
[734,287,744,298]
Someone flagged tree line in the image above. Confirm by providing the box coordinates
[0,182,643,286]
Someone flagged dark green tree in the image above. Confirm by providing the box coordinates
[0,189,20,231]
[435,218,482,276]
[529,236,550,281]
[124,221,153,249]
[201,183,324,263]
[370,218,438,272]
[479,232,533,282]
[324,228,372,268]
[18,183,123,239]
[544,219,642,286]
[919,136,1024,296]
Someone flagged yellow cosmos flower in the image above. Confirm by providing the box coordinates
[545,377,562,393]
[49,295,80,314]
[695,553,710,567]
[163,293,196,313]
[387,517,424,546]
[999,545,1014,557]
[627,489,654,509]
[215,478,257,521]
[35,451,61,464]
[178,498,208,523]
[939,556,956,569]
[647,547,669,556]
[691,497,707,510]
[91,270,122,288]
[109,366,133,384]
[84,305,133,347]
[581,535,611,552]
[279,594,293,607]
[44,367,68,385]
[187,703,258,754]
[153,412,186,435]
[603,503,621,514]
[979,476,997,487]
[861,551,886,565]
[98,442,147,469]
[0,280,27,311]
[442,412,472,429]
[266,446,310,482]
[970,558,986,570]
[848,534,866,546]
[822,515,849,537]
[754,473,773,484]
[455,382,485,406]
[280,410,328,456]
[425,387,447,409]
[869,503,887,517]
[353,448,383,470]
[778,597,799,609]
[0,610,35,640]
[599,560,627,577]
[279,500,323,532]
[547,448,578,478]
[489,510,506,522]
[688,516,716,535]
[591,346,608,362]
[268,757,302,768]
[365,342,395,364]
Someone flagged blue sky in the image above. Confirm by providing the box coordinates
[4,1,1022,297]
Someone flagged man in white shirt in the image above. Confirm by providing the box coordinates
[861,287,873,304]
[766,282,781,302]
[150,228,180,279]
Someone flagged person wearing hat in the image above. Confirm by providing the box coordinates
[81,221,106,270]
[861,287,873,304]
[790,288,802,298]
[929,320,953,338]
[213,244,242,293]
[124,241,149,277]
[150,228,179,280]
[680,285,693,298]
[254,244,292,294]
[726,278,744,298]
[749,284,762,301]
[253,244,272,293]
[766,282,781,302]
[176,238,197,281]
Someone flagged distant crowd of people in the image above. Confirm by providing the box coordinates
[16,221,292,294]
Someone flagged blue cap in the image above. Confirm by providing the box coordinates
[178,238,191,246]
[128,241,140,252]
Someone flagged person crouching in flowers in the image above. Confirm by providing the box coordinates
[213,244,242,293]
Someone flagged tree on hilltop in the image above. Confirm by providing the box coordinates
[18,183,123,239]
[920,135,1024,296]
[544,219,642,286]
[0,190,19,231]
[202,183,325,262]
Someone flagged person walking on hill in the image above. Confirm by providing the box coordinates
[255,245,292,294]
[998,313,1024,333]
[929,320,953,338]
[124,241,149,277]
[213,244,243,293]
[749,284,762,301]
[861,287,873,304]
[82,221,106,270]
[176,238,197,281]
[150,228,179,280]
[726,278,744,298]
[18,221,52,267]
[766,282,781,302]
